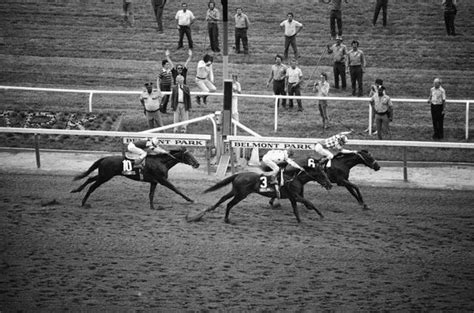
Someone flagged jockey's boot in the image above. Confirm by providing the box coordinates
[269,174,280,199]
[134,155,146,170]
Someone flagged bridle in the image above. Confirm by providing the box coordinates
[356,151,377,168]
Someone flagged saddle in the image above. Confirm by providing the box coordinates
[122,153,145,176]
[258,170,284,194]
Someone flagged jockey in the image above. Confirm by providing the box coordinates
[126,137,168,167]
[261,149,304,198]
[314,131,356,167]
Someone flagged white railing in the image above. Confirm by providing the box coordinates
[0,127,213,173]
[0,85,472,139]
[226,135,474,181]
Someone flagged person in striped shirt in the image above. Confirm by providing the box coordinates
[157,60,173,114]
[314,131,356,167]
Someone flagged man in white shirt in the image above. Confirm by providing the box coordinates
[195,54,217,105]
[279,13,303,60]
[175,2,195,50]
[286,58,303,111]
[428,77,447,140]
[139,82,163,129]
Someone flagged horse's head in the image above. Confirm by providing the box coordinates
[357,150,380,171]
[303,157,333,190]
[170,147,200,169]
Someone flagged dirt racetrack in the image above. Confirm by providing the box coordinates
[1,172,473,311]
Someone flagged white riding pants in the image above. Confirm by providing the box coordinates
[314,143,334,167]
[127,142,147,159]
[261,155,280,176]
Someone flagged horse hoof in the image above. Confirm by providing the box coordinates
[82,203,91,209]
[187,199,195,203]
[362,205,370,211]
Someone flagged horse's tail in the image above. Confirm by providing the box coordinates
[72,158,104,181]
[203,174,239,193]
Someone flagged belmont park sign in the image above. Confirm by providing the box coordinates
[228,136,318,151]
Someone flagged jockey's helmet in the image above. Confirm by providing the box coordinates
[151,137,160,147]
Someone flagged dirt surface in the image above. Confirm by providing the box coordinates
[1,172,473,311]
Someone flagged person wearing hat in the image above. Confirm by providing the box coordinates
[346,40,366,97]
[140,82,163,129]
[372,0,388,27]
[123,137,169,174]
[314,131,356,168]
[327,35,347,90]
[370,85,393,140]
[366,78,385,134]
[428,78,446,140]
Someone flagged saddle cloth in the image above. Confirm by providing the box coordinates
[258,172,284,194]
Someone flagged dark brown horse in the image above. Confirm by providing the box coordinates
[71,147,200,210]
[187,157,332,224]
[269,150,381,210]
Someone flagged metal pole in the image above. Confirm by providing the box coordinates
[221,0,229,81]
[88,92,93,112]
[274,97,279,132]
[368,104,373,135]
[34,134,41,168]
[466,101,470,140]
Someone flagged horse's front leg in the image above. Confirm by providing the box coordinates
[340,179,368,210]
[293,194,324,219]
[288,197,302,223]
[149,182,159,210]
[155,176,194,203]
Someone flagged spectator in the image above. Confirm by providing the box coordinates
[372,0,388,27]
[428,78,446,140]
[151,0,167,33]
[171,75,192,133]
[326,35,347,90]
[442,0,457,36]
[195,54,217,105]
[140,82,163,129]
[175,2,195,50]
[286,58,304,112]
[329,0,347,40]
[370,85,393,140]
[279,12,303,60]
[346,40,366,97]
[234,7,250,54]
[206,1,220,53]
[122,0,134,27]
[157,59,173,114]
[232,73,242,123]
[266,54,288,109]
[365,78,385,134]
[313,72,330,129]
[151,0,166,33]
[165,49,192,85]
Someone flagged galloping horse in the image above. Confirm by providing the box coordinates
[321,150,381,210]
[71,147,200,210]
[187,157,332,224]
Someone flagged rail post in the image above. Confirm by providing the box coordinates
[34,133,41,168]
[274,96,279,132]
[368,104,373,135]
[403,146,408,182]
[88,92,94,112]
[466,101,470,140]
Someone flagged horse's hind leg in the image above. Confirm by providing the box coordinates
[224,194,247,224]
[209,191,235,212]
[81,179,108,207]
[71,176,98,193]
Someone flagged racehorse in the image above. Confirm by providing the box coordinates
[275,150,379,210]
[71,147,200,210]
[187,157,332,224]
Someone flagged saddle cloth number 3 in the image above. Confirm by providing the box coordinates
[259,176,268,189]
[122,160,133,172]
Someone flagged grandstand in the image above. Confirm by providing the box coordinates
[0,0,473,160]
